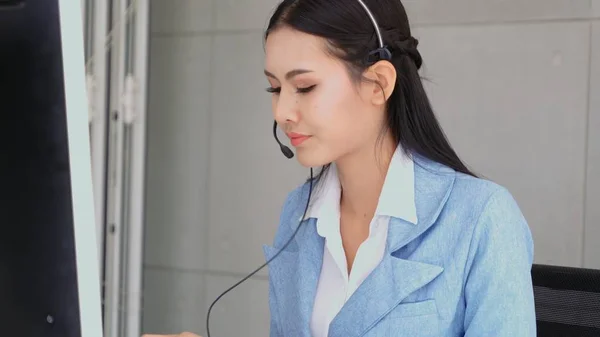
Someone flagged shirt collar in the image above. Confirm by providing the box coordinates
[306,164,341,237]
[376,147,417,223]
[305,146,418,235]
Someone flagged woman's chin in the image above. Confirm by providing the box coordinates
[295,149,331,168]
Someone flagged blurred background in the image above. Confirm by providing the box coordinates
[81,1,600,337]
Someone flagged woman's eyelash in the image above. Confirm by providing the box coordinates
[265,85,317,94]
[296,85,316,93]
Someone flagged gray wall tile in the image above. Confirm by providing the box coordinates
[203,274,270,337]
[141,268,205,335]
[144,36,212,270]
[405,0,592,26]
[207,33,307,275]
[214,0,279,31]
[151,0,213,34]
[415,22,590,267]
[593,0,600,18]
[584,22,600,269]
[213,0,592,31]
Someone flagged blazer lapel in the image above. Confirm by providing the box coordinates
[327,254,443,337]
[388,154,456,252]
[263,219,324,336]
[328,155,456,337]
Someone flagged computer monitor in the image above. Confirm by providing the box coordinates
[532,264,600,336]
[0,0,103,336]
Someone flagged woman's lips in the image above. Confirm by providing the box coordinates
[287,132,311,146]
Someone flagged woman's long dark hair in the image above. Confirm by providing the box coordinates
[265,0,476,180]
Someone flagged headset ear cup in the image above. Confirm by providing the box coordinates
[365,47,392,65]
[379,47,392,60]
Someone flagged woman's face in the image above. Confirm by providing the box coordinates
[264,26,387,168]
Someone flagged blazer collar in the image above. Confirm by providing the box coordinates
[387,154,456,252]
[264,154,455,337]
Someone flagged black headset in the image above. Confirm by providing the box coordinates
[205,1,390,335]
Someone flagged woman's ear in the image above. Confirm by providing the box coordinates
[364,60,397,105]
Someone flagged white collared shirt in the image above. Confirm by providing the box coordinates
[308,147,418,337]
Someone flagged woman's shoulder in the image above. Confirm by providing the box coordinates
[448,172,533,259]
[413,154,520,214]
[451,171,524,220]
[270,182,312,248]
[413,154,525,223]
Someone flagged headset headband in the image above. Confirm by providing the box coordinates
[356,0,384,48]
[356,0,392,63]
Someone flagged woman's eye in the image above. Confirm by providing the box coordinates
[296,85,316,94]
[266,85,316,94]
[266,87,281,94]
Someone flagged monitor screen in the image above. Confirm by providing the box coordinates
[0,0,102,336]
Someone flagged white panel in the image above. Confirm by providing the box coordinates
[584,22,600,269]
[90,0,109,262]
[142,268,205,335]
[215,0,279,31]
[593,0,600,18]
[103,0,130,334]
[144,36,212,270]
[204,274,270,337]
[404,0,592,25]
[415,22,590,267]
[208,32,307,275]
[57,0,103,336]
[124,1,150,337]
[151,0,214,34]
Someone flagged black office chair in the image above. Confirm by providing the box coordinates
[532,264,600,337]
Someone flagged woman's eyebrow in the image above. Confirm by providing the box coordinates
[264,69,314,80]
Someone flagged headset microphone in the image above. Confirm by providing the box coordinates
[273,120,295,159]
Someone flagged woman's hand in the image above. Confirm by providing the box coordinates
[142,333,201,337]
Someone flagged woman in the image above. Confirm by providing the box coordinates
[146,0,536,336]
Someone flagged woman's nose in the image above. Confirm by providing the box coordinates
[273,91,299,125]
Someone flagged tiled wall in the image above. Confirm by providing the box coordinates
[142,1,600,335]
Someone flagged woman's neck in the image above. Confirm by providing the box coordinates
[335,137,396,219]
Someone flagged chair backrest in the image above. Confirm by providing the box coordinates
[532,264,600,336]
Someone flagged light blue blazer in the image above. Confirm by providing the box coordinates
[263,155,536,336]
